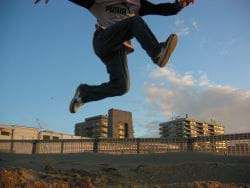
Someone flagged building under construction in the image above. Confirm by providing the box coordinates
[159,115,224,138]
[75,109,134,139]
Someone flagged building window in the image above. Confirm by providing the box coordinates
[43,135,50,140]
[52,136,59,140]
[86,127,94,137]
[124,123,129,138]
[1,131,10,136]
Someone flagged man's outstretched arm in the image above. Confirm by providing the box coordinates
[139,0,194,16]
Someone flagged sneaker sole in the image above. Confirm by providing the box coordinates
[159,34,178,68]
[69,86,81,114]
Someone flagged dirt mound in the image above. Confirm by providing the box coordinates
[1,168,249,188]
[1,153,250,187]
[0,168,93,188]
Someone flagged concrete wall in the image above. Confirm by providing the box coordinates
[0,125,38,140]
[0,125,83,140]
[13,126,38,140]
[39,131,83,140]
[62,134,82,139]
[0,127,12,140]
[108,109,134,138]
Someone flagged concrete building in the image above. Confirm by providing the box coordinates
[159,115,225,138]
[0,124,82,140]
[108,109,134,138]
[75,115,108,138]
[0,125,38,140]
[75,109,134,138]
[39,130,82,140]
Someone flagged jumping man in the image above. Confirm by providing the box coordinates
[35,0,194,113]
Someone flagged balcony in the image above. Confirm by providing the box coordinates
[99,128,108,133]
[184,127,191,132]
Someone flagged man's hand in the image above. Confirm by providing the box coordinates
[34,0,49,4]
[179,0,194,8]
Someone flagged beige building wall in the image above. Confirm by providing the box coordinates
[62,134,82,139]
[39,131,62,140]
[39,131,83,140]
[160,117,225,138]
[13,126,38,140]
[0,126,12,140]
[0,125,38,140]
[0,124,83,140]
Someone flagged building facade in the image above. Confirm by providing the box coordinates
[39,131,82,140]
[75,115,108,138]
[159,116,225,138]
[0,124,82,140]
[75,109,134,138]
[0,125,39,140]
[108,109,134,138]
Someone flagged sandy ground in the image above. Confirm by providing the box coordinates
[0,152,250,187]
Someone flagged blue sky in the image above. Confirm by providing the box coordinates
[1,0,250,137]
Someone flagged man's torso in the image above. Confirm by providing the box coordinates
[89,0,141,29]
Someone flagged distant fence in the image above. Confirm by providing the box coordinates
[0,133,250,156]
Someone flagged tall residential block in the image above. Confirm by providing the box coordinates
[75,115,108,138]
[159,115,224,138]
[75,109,134,138]
[108,109,134,138]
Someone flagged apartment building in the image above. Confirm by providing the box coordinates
[108,109,134,138]
[75,109,134,138]
[75,115,108,138]
[159,115,224,138]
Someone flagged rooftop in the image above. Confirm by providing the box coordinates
[0,124,39,130]
[159,117,224,127]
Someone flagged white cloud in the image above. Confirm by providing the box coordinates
[216,37,243,56]
[192,21,200,31]
[150,68,195,87]
[144,68,250,134]
[228,37,242,46]
[198,74,209,86]
[174,19,190,37]
[139,121,160,138]
[173,18,200,37]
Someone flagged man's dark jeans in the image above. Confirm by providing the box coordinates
[79,16,162,103]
